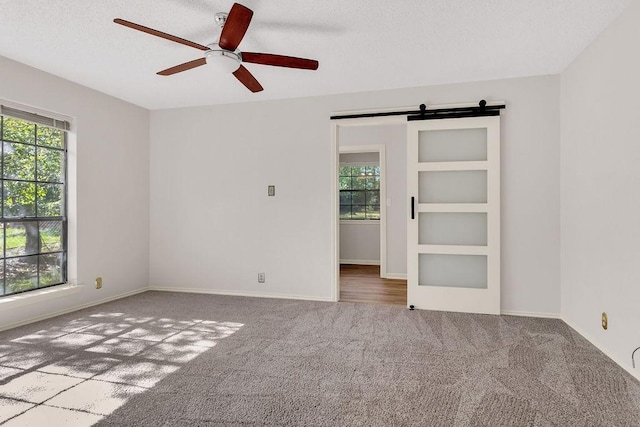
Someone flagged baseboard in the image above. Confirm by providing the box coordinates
[0,287,149,333]
[562,317,640,382]
[383,273,407,280]
[500,310,561,319]
[148,287,334,303]
[340,260,380,266]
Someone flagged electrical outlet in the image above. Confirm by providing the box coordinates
[95,277,103,289]
[602,312,608,330]
[268,186,275,197]
[258,273,265,283]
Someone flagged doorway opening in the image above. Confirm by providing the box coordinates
[339,264,407,305]
[331,117,407,306]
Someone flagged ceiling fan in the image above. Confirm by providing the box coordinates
[114,3,319,93]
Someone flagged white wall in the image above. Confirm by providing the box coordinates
[0,56,150,328]
[339,126,407,275]
[340,223,380,264]
[561,0,640,377]
[150,75,561,314]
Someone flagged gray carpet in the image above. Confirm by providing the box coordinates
[1,291,639,426]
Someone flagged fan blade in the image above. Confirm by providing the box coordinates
[218,3,253,51]
[241,52,318,70]
[233,65,263,92]
[114,18,209,51]
[157,58,207,76]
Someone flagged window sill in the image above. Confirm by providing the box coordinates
[340,220,381,225]
[0,284,83,310]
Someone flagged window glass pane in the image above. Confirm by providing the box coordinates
[3,181,36,217]
[40,253,63,287]
[353,166,367,177]
[366,191,379,205]
[37,126,64,149]
[5,256,38,294]
[364,166,378,176]
[2,117,35,144]
[0,261,4,295]
[0,223,4,257]
[339,191,352,205]
[352,205,366,220]
[366,208,380,220]
[37,147,64,183]
[40,221,63,253]
[5,222,39,257]
[351,191,365,205]
[3,142,35,180]
[339,166,351,177]
[352,176,366,190]
[339,176,351,190]
[37,183,64,217]
[339,206,351,220]
[365,177,379,190]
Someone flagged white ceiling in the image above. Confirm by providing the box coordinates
[0,0,631,110]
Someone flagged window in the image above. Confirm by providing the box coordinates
[1,108,68,297]
[339,164,380,220]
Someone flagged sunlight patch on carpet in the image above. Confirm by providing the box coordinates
[0,312,242,426]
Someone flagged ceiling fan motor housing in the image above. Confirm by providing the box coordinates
[205,44,241,73]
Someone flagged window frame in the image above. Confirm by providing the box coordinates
[0,114,68,297]
[339,161,381,221]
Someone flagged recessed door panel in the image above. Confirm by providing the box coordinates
[418,128,487,162]
[419,213,487,246]
[419,171,487,203]
[419,254,487,289]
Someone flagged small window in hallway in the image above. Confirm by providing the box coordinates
[339,165,380,220]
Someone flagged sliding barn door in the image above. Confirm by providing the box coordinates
[407,116,500,314]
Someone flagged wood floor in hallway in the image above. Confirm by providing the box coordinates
[339,264,407,306]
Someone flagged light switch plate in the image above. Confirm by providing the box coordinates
[268,185,275,196]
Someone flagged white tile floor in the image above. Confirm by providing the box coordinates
[0,398,34,424]
[0,311,242,426]
[2,405,103,427]
[46,380,145,416]
[0,371,83,403]
[0,367,22,382]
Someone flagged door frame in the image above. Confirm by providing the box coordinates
[330,101,504,303]
[339,144,387,271]
[330,115,406,302]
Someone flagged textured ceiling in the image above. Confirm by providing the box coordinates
[0,0,631,110]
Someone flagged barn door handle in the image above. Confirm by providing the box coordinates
[411,197,415,219]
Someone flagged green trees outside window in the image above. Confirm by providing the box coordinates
[1,116,66,296]
[339,165,380,220]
